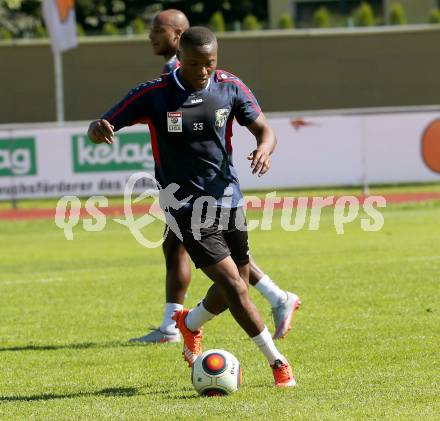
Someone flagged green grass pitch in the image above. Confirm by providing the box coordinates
[0,199,439,419]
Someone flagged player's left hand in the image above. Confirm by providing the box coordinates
[247,146,271,177]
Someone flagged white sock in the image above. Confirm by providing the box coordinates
[160,303,183,335]
[185,300,215,332]
[251,326,285,365]
[254,275,287,307]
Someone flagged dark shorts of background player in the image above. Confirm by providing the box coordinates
[170,206,249,269]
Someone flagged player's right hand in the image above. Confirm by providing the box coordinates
[87,119,115,144]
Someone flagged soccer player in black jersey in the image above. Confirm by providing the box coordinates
[88,27,296,386]
[131,10,301,345]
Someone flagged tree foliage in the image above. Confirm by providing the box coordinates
[209,11,225,32]
[429,9,440,24]
[0,0,270,38]
[34,20,47,38]
[313,7,331,28]
[131,17,146,34]
[0,27,13,39]
[102,21,120,35]
[389,3,406,25]
[73,0,268,32]
[242,14,260,30]
[160,0,267,27]
[0,0,43,38]
[76,23,86,37]
[278,13,294,29]
[353,2,375,27]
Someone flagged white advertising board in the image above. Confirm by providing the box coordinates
[0,125,155,200]
[362,113,440,184]
[0,110,439,200]
[232,115,365,190]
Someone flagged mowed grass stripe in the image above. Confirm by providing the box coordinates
[0,203,439,419]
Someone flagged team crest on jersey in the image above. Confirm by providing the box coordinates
[167,112,183,132]
[215,108,229,128]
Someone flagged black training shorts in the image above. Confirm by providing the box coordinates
[168,206,249,269]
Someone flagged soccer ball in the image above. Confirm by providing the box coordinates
[191,349,242,396]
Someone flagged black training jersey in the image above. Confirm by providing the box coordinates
[102,68,261,207]
[162,55,180,74]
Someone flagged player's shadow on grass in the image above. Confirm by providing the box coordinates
[1,387,200,402]
[0,341,140,352]
[0,387,139,402]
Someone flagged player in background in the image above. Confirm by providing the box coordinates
[88,26,297,387]
[130,10,301,344]
[148,9,188,74]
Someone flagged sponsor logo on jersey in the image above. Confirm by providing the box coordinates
[191,98,203,104]
[72,132,154,173]
[215,108,229,128]
[167,112,183,132]
[0,137,37,176]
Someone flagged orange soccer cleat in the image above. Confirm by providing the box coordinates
[172,309,203,367]
[271,359,297,387]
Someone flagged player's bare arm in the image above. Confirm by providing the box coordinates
[87,119,115,145]
[246,113,277,177]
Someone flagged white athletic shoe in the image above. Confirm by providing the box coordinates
[272,292,302,340]
[129,328,181,344]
